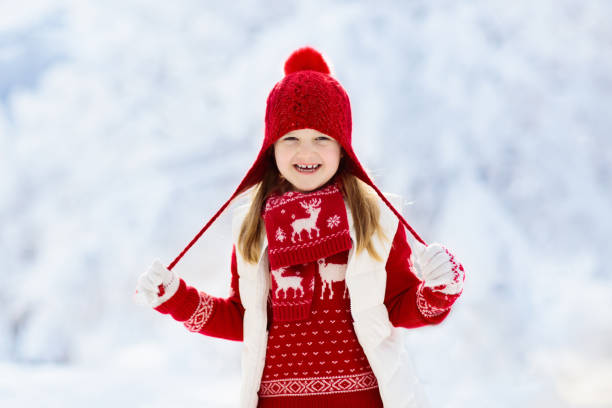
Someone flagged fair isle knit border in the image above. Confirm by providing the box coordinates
[268,230,352,269]
[268,229,350,255]
[264,183,342,212]
[183,291,215,332]
[259,372,378,397]
[416,286,449,318]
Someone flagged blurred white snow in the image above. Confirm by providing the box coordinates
[1,1,611,407]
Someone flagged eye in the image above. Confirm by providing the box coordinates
[282,136,298,142]
[316,136,330,141]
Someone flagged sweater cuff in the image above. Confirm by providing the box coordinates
[154,279,216,334]
[183,291,215,333]
[416,283,460,320]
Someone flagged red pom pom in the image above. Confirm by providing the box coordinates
[284,46,331,76]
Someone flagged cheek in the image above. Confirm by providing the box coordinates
[325,145,342,165]
[274,146,288,167]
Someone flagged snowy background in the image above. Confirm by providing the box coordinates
[1,0,611,407]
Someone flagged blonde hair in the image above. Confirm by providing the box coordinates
[237,154,387,264]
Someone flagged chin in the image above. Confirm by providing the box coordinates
[294,185,318,193]
[292,181,322,193]
[286,170,334,193]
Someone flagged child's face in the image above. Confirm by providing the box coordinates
[274,128,343,193]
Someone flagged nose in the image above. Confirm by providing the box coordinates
[294,140,318,160]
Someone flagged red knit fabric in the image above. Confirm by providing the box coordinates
[258,251,383,407]
[263,181,352,270]
[263,182,352,322]
[157,223,451,337]
[258,390,381,408]
[268,262,316,322]
[155,224,454,405]
[265,65,351,161]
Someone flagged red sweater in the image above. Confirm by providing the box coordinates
[156,223,451,406]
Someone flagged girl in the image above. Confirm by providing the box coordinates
[136,47,465,408]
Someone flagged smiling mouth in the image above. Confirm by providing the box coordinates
[294,164,321,173]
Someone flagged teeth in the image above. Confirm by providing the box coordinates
[296,164,319,170]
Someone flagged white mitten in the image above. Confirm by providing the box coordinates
[134,259,180,308]
[412,242,464,295]
[412,242,465,318]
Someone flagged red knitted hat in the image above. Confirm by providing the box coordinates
[167,46,425,270]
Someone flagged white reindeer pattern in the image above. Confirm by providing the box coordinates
[318,258,348,299]
[291,198,321,243]
[271,267,304,299]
